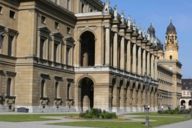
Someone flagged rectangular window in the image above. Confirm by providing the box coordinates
[41,16,46,24]
[9,10,15,19]
[0,6,2,14]
[54,42,59,62]
[0,32,4,49]
[40,38,45,59]
[55,22,59,30]
[8,35,14,56]
[67,27,71,34]
[66,47,70,65]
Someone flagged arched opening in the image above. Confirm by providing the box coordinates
[80,31,95,67]
[189,100,192,106]
[79,77,94,111]
[181,100,186,106]
[170,55,173,60]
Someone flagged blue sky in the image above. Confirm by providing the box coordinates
[109,0,192,78]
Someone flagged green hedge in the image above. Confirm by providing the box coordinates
[79,108,117,119]
[158,107,192,114]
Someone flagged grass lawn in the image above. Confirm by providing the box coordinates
[0,114,77,122]
[51,113,191,128]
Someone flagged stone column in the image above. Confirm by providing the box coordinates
[63,41,67,65]
[74,39,80,67]
[37,30,41,58]
[138,47,142,75]
[49,35,54,62]
[154,56,158,80]
[127,41,131,72]
[129,88,133,111]
[105,27,110,65]
[142,50,146,75]
[137,89,142,111]
[147,52,150,75]
[151,55,154,78]
[120,86,125,111]
[120,37,125,70]
[112,86,118,112]
[113,32,118,68]
[132,44,137,74]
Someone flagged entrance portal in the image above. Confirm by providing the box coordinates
[79,77,94,111]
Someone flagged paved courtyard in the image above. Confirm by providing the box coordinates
[0,114,191,128]
[156,120,192,128]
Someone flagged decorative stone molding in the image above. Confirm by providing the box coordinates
[5,96,16,105]
[40,97,49,108]
[54,98,62,108]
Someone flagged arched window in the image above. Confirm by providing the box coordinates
[80,31,95,67]
[189,100,192,106]
[170,55,172,60]
[7,78,12,96]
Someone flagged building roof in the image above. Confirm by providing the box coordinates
[166,20,177,34]
[147,24,156,38]
[182,79,192,90]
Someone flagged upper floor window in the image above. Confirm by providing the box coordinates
[55,22,59,30]
[40,37,46,59]
[9,10,15,19]
[67,27,71,34]
[66,46,71,65]
[8,35,14,56]
[0,31,4,49]
[53,40,59,62]
[0,6,2,14]
[41,16,46,24]
[81,3,85,13]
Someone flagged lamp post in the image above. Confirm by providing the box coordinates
[144,73,152,128]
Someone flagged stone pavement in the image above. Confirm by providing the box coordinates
[156,120,192,128]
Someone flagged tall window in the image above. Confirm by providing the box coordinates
[8,35,14,56]
[0,6,2,14]
[41,80,46,98]
[67,83,70,100]
[81,3,84,13]
[66,46,71,65]
[55,82,60,98]
[40,37,46,59]
[0,31,4,49]
[7,78,12,96]
[54,41,59,62]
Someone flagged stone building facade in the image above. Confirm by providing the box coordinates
[180,79,192,110]
[0,0,182,113]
